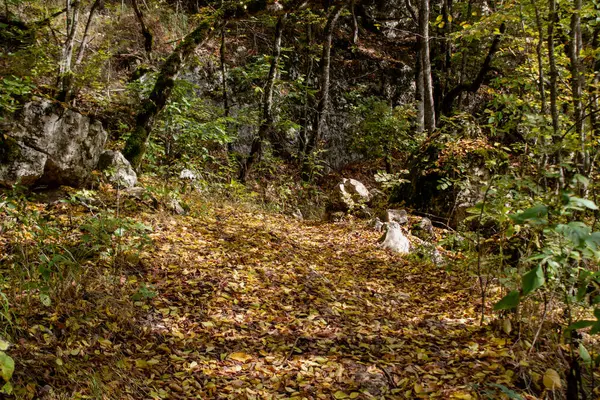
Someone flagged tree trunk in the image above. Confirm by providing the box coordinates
[220,21,234,153]
[351,0,359,44]
[419,0,435,132]
[123,19,212,171]
[239,14,287,182]
[56,0,80,102]
[75,0,103,67]
[302,5,343,180]
[590,29,600,152]
[568,0,587,171]
[548,0,559,136]
[530,0,546,113]
[132,0,153,56]
[441,23,505,115]
[415,46,425,132]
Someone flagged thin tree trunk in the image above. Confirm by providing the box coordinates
[548,0,559,136]
[239,14,287,182]
[415,46,425,132]
[132,0,153,56]
[590,29,600,152]
[57,0,80,102]
[302,5,343,180]
[220,21,233,153]
[75,0,103,67]
[123,20,213,171]
[298,24,314,157]
[351,0,359,44]
[569,0,586,171]
[441,23,505,115]
[419,0,435,131]
[530,0,546,113]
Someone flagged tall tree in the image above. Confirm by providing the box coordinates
[568,0,587,172]
[441,23,506,115]
[131,0,153,57]
[302,4,344,180]
[123,19,213,171]
[74,0,103,67]
[238,14,287,182]
[419,0,435,132]
[56,0,80,102]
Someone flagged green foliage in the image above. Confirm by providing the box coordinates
[351,99,417,164]
[0,75,34,118]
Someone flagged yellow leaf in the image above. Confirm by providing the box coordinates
[229,352,253,363]
[414,383,423,394]
[451,392,473,399]
[333,391,348,399]
[502,318,512,335]
[543,369,562,389]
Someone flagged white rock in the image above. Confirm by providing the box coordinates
[380,222,410,254]
[179,169,198,180]
[342,178,371,201]
[385,209,408,224]
[292,208,303,220]
[98,150,137,188]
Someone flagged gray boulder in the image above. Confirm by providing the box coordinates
[0,99,107,187]
[331,178,371,212]
[98,150,137,188]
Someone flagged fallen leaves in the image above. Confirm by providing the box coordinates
[228,352,253,363]
[2,194,569,399]
[543,368,562,390]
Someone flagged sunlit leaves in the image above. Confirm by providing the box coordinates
[0,352,14,382]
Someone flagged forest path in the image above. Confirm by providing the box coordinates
[12,200,524,399]
[123,204,517,399]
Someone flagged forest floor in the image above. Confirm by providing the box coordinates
[3,187,557,399]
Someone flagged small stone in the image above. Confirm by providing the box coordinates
[384,209,408,225]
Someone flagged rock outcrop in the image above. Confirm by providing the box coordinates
[98,150,137,188]
[331,178,371,212]
[0,99,107,187]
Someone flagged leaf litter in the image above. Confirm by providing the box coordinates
[3,193,556,399]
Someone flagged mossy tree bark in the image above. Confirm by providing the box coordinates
[123,20,212,171]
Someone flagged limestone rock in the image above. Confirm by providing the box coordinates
[0,137,46,186]
[179,169,198,180]
[330,178,371,212]
[413,217,434,240]
[384,209,408,225]
[98,150,137,188]
[0,99,107,187]
[379,222,410,254]
[292,208,303,220]
[168,198,185,215]
[372,217,384,232]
